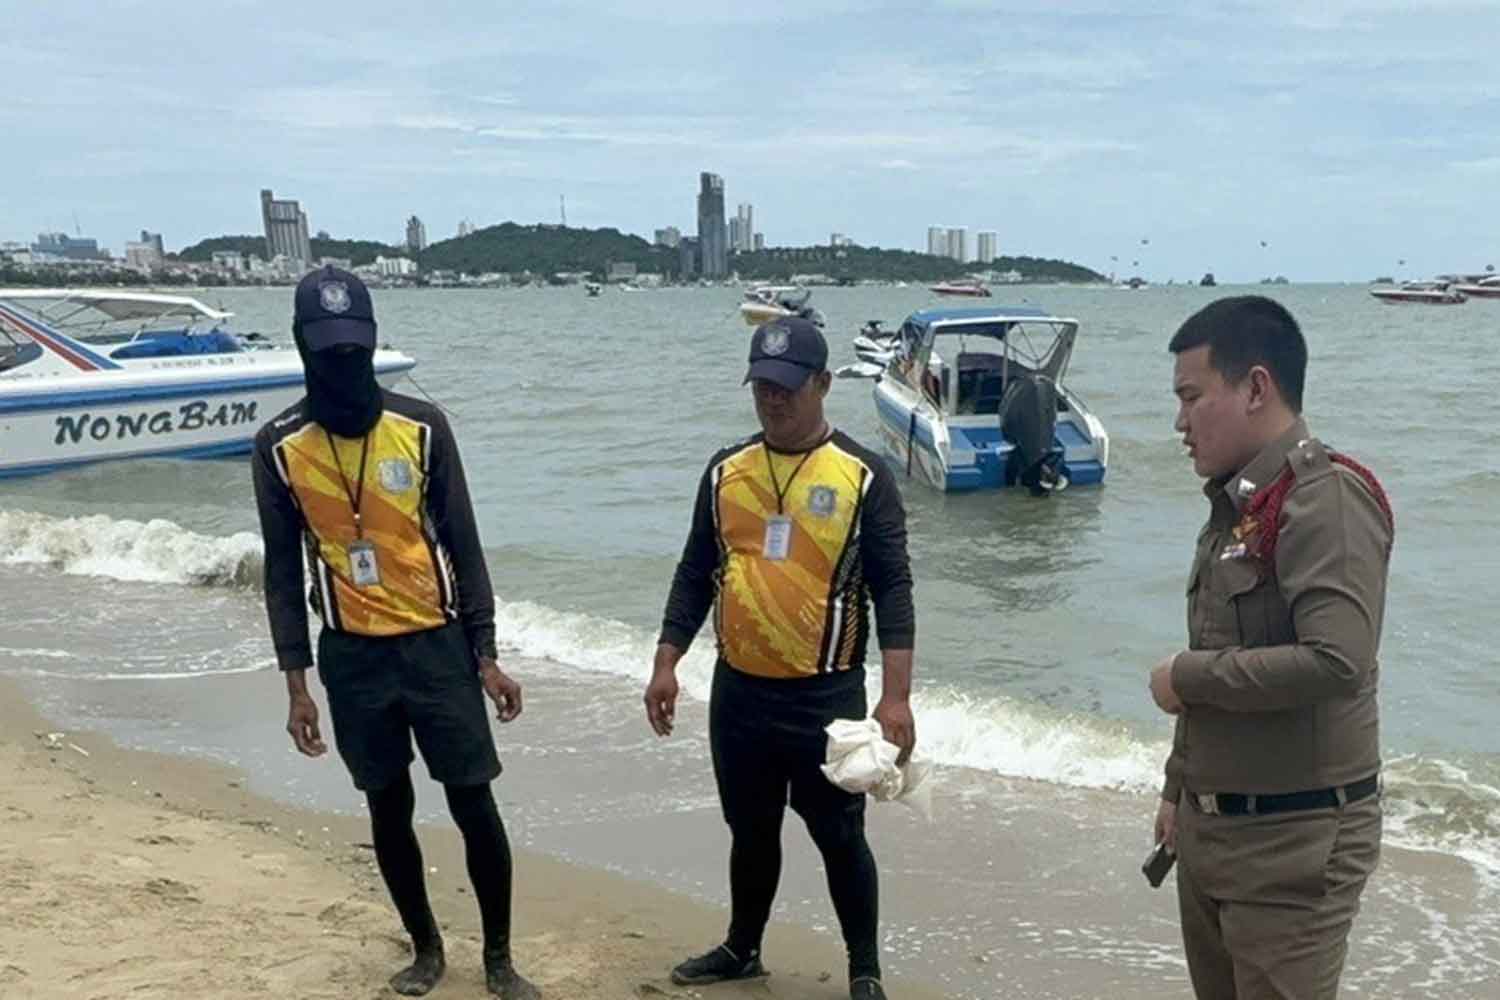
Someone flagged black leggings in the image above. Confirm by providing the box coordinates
[367,770,515,959]
[710,664,880,981]
[727,794,880,980]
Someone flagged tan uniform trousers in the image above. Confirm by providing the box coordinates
[1176,792,1381,999]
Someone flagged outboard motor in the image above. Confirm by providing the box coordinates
[998,373,1067,495]
[794,305,826,329]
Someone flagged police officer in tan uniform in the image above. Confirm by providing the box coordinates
[1148,296,1394,999]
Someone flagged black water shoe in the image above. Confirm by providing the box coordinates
[670,944,767,985]
[389,944,446,996]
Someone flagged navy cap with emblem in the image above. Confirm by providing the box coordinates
[294,264,377,352]
[743,317,828,390]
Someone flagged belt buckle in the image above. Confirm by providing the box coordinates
[1195,792,1220,816]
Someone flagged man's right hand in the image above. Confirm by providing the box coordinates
[645,644,684,737]
[287,693,327,757]
[644,669,679,737]
[1154,798,1178,853]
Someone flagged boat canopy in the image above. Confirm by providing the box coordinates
[907,306,1058,332]
[0,289,233,324]
[896,306,1080,392]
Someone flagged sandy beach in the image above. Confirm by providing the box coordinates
[0,674,948,1000]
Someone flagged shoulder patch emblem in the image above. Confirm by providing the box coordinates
[807,485,838,517]
[378,457,415,493]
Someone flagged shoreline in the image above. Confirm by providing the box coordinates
[0,673,945,1000]
[5,654,1500,998]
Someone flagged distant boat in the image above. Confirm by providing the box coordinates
[834,306,1108,493]
[1369,280,1466,305]
[739,286,810,325]
[929,280,991,298]
[0,289,414,478]
[1453,276,1500,299]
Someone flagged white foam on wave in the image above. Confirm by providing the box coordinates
[912,689,1164,793]
[492,597,1165,792]
[0,510,261,587]
[4,508,1497,873]
[0,646,75,659]
[1382,754,1500,878]
[492,598,1500,871]
[21,661,272,682]
[494,598,719,702]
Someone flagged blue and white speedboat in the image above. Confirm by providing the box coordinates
[0,289,415,478]
[839,307,1108,493]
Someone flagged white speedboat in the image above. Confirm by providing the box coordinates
[1369,281,1467,304]
[837,306,1108,493]
[928,280,991,298]
[739,285,811,326]
[0,289,415,478]
[1453,276,1500,299]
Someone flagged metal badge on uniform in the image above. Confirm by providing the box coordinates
[348,540,382,588]
[807,485,838,518]
[763,515,793,561]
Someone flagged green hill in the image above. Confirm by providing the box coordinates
[732,245,1106,284]
[175,235,397,266]
[418,223,672,276]
[170,225,1106,284]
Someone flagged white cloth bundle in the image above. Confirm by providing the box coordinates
[820,718,933,820]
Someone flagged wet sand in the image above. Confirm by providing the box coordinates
[0,674,946,1000]
[5,655,1498,999]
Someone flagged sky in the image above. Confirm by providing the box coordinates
[4,0,1498,281]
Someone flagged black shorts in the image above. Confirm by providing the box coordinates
[316,622,501,792]
[709,659,868,832]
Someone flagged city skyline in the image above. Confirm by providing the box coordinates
[4,2,1498,280]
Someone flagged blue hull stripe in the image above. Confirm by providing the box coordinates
[0,439,254,479]
[0,361,414,416]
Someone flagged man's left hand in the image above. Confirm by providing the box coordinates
[873,696,916,766]
[1149,655,1184,714]
[478,657,524,722]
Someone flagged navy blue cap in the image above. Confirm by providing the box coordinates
[744,317,828,390]
[294,265,376,351]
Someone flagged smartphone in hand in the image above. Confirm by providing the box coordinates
[1142,842,1176,888]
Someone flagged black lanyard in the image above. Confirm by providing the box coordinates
[764,444,815,515]
[324,430,371,538]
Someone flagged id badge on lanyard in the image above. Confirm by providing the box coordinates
[763,515,793,561]
[762,444,813,563]
[348,540,382,588]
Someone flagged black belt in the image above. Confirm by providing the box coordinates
[1192,774,1379,817]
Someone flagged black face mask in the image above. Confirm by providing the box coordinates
[295,328,384,437]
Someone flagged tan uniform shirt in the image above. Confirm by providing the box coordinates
[1162,419,1393,800]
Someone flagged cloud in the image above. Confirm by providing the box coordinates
[1,0,1497,279]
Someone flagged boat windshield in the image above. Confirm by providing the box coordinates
[0,324,42,373]
[923,319,1077,417]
